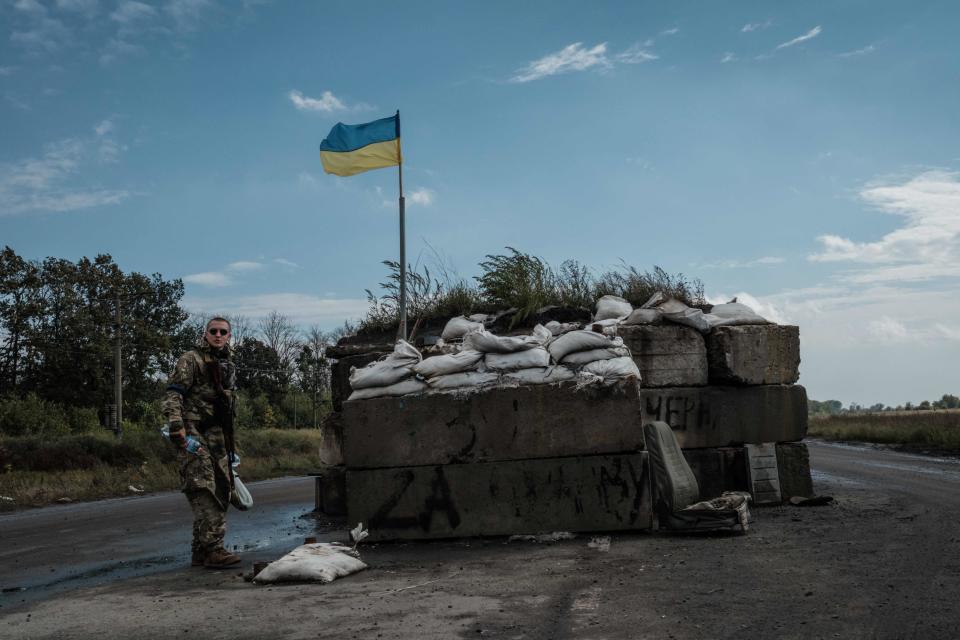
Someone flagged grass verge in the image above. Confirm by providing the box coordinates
[808,410,960,451]
[0,429,327,511]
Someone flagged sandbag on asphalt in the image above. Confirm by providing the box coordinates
[560,346,630,366]
[348,378,428,401]
[441,316,485,341]
[349,340,422,390]
[594,295,633,321]
[547,330,620,362]
[253,543,367,584]
[580,356,641,385]
[503,366,576,385]
[413,350,484,378]
[485,347,551,372]
[622,308,663,325]
[463,329,542,354]
[427,371,500,390]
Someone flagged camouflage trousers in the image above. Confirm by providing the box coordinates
[178,423,231,554]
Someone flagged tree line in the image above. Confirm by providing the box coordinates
[0,247,339,436]
[809,395,960,416]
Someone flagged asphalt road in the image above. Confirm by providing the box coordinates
[2,441,960,639]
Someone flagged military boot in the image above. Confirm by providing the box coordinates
[203,548,241,569]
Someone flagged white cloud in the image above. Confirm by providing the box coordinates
[699,256,785,269]
[936,324,960,342]
[166,0,214,32]
[110,1,158,25]
[56,0,99,17]
[407,187,435,206]
[741,20,773,33]
[660,27,679,36]
[776,26,822,50]
[866,316,910,342]
[183,271,232,287]
[615,44,658,65]
[10,15,73,54]
[94,119,114,136]
[839,44,876,58]
[182,293,370,328]
[705,291,787,324]
[274,258,299,269]
[99,38,144,65]
[227,260,264,272]
[510,42,611,83]
[720,52,737,64]
[289,89,346,112]
[809,171,960,283]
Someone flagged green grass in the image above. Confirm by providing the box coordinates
[808,410,960,450]
[0,428,329,510]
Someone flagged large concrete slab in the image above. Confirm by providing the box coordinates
[347,453,652,540]
[638,384,808,448]
[776,441,814,500]
[616,325,708,387]
[706,325,800,385]
[343,381,644,469]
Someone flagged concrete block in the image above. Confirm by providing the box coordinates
[313,466,346,516]
[330,352,388,412]
[346,453,652,540]
[616,325,708,387]
[706,325,800,385]
[776,441,814,500]
[682,447,748,498]
[638,384,808,448]
[343,381,644,469]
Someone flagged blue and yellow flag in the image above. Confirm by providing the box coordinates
[319,114,402,177]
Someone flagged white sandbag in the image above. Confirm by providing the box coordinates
[545,320,580,336]
[530,324,553,345]
[580,356,641,384]
[347,378,428,401]
[658,298,711,333]
[547,330,620,362]
[413,350,484,378]
[641,292,665,309]
[485,347,551,372]
[348,340,422,390]
[622,308,663,325]
[707,302,769,326]
[595,295,633,321]
[427,371,500,390]
[441,316,485,341]
[253,543,367,584]
[467,313,489,324]
[561,346,630,366]
[463,329,540,354]
[503,366,576,385]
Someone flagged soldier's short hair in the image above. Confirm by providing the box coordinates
[206,316,231,331]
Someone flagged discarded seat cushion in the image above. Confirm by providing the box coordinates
[485,347,551,372]
[441,316,485,341]
[347,378,428,401]
[642,421,750,533]
[348,340,422,390]
[253,542,367,584]
[413,350,484,378]
[595,295,633,321]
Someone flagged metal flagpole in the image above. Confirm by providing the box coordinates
[396,110,407,341]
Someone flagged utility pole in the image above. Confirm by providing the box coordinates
[113,295,123,440]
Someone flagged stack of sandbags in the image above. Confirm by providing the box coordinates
[658,298,770,333]
[347,340,427,400]
[416,349,499,391]
[469,324,573,386]
[547,329,640,386]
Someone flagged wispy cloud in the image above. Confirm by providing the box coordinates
[274,258,299,269]
[182,258,296,287]
[407,187,435,206]
[776,25,822,50]
[720,52,737,64]
[227,260,264,272]
[55,0,100,18]
[289,89,349,112]
[510,41,656,83]
[839,44,876,58]
[809,170,960,283]
[183,271,232,287]
[614,44,658,65]
[660,27,679,36]
[741,20,773,33]
[699,256,785,269]
[183,293,370,328]
[166,0,215,33]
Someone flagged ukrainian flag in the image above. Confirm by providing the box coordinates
[319,114,402,177]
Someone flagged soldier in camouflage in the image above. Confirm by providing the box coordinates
[163,316,241,569]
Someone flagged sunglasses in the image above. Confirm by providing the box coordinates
[208,328,230,336]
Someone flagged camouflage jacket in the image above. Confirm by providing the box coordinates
[163,342,236,427]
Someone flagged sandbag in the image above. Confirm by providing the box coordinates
[580,356,641,384]
[348,340,422,390]
[485,347,551,372]
[595,295,633,321]
[347,378,428,401]
[658,299,711,333]
[441,316,485,341]
[707,302,769,326]
[413,350,484,378]
[253,543,367,584]
[463,329,540,354]
[547,330,621,362]
[503,366,576,385]
[622,308,663,325]
[427,371,500,390]
[544,320,580,336]
[560,346,630,366]
[467,313,488,324]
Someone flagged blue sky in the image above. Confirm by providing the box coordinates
[2,0,959,405]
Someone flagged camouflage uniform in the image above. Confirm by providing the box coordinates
[163,341,237,558]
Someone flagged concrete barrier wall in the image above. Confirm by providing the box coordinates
[347,453,652,540]
[616,325,708,387]
[706,325,800,385]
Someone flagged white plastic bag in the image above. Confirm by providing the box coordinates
[347,378,428,401]
[253,543,367,584]
[594,295,633,321]
[441,316,485,341]
[348,340,422,390]
[485,347,551,372]
[503,366,576,385]
[413,350,484,378]
[427,371,500,390]
[463,329,540,354]
[560,346,630,366]
[579,356,641,385]
[622,308,663,325]
[547,330,620,362]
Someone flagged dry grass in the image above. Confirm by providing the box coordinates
[808,409,960,449]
